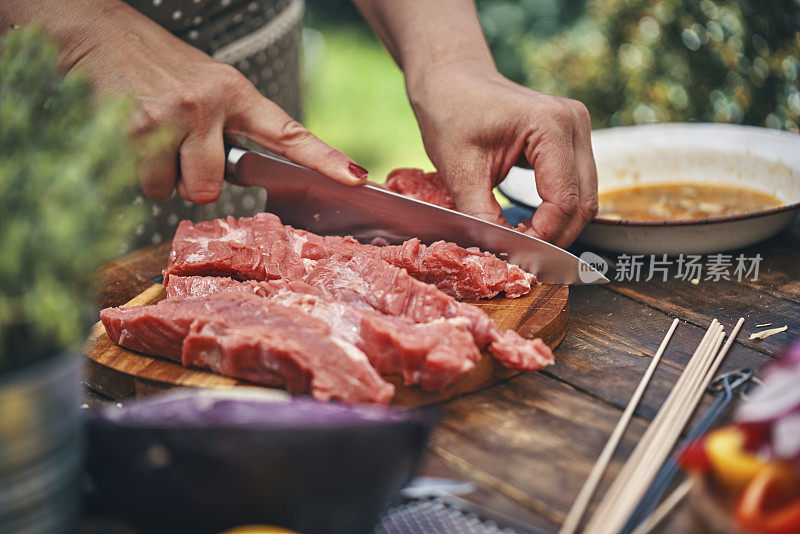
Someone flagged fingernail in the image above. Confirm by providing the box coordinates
[348,162,368,180]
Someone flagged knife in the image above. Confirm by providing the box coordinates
[224,146,608,285]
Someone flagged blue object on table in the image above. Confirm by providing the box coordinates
[502,206,535,227]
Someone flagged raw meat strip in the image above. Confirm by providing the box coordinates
[385,168,533,234]
[380,239,534,299]
[167,275,482,391]
[301,255,554,371]
[164,214,306,282]
[100,299,195,362]
[165,275,273,300]
[295,232,535,299]
[100,293,394,404]
[164,213,535,299]
[167,252,553,372]
[384,168,456,209]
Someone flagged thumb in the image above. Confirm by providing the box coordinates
[227,88,368,185]
[439,155,511,228]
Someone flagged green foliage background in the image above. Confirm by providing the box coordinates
[520,0,800,130]
[303,0,800,180]
[0,27,148,372]
[302,24,431,181]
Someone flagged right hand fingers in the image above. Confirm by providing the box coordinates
[442,151,512,228]
[139,142,179,201]
[523,109,579,245]
[131,64,365,202]
[552,101,598,247]
[176,121,225,204]
[227,86,368,185]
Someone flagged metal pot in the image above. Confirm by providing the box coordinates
[0,355,83,534]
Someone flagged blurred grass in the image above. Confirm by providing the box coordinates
[302,25,432,183]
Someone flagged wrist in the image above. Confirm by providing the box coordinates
[405,57,499,106]
[57,1,133,69]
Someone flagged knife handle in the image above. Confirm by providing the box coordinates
[224,143,248,186]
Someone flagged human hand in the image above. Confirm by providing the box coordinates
[60,1,367,203]
[407,63,598,247]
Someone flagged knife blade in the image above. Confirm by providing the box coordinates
[224,146,608,285]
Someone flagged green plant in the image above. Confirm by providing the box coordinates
[518,0,800,131]
[477,0,588,84]
[0,27,149,372]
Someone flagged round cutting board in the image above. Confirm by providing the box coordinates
[84,249,569,407]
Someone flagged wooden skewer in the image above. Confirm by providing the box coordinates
[600,319,743,534]
[613,328,725,523]
[625,319,745,534]
[584,321,721,530]
[559,318,680,534]
[621,325,735,532]
[622,322,721,467]
[607,328,726,530]
[630,478,694,534]
[702,318,745,387]
[584,319,737,534]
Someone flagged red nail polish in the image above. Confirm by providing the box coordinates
[348,162,368,180]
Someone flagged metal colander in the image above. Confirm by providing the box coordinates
[375,497,541,534]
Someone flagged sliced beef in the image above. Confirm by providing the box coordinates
[378,239,534,299]
[164,213,535,299]
[165,275,271,300]
[295,231,535,299]
[100,299,197,362]
[301,255,553,371]
[116,212,554,403]
[384,168,456,209]
[167,275,482,390]
[167,250,554,373]
[385,168,533,234]
[164,215,306,283]
[100,292,394,404]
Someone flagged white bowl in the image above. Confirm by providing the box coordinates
[498,123,800,254]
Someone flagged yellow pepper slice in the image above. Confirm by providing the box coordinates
[706,427,770,494]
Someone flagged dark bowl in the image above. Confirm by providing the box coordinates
[84,389,436,534]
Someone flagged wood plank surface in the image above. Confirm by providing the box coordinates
[84,219,800,533]
[86,250,569,408]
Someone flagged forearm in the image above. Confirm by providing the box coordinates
[0,0,133,69]
[352,0,497,90]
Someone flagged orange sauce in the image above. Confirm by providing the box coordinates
[597,183,783,221]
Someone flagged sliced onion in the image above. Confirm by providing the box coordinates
[771,409,800,462]
[736,371,800,423]
[761,341,800,381]
[91,388,420,429]
[733,341,800,465]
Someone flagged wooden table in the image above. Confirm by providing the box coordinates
[87,219,800,533]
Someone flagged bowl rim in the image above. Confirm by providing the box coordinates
[502,190,800,227]
[87,388,438,431]
[499,122,800,228]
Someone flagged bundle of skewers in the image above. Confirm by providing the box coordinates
[561,317,748,534]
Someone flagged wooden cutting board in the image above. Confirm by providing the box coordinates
[84,265,569,407]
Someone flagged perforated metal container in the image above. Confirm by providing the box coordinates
[0,356,83,534]
[125,0,305,247]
